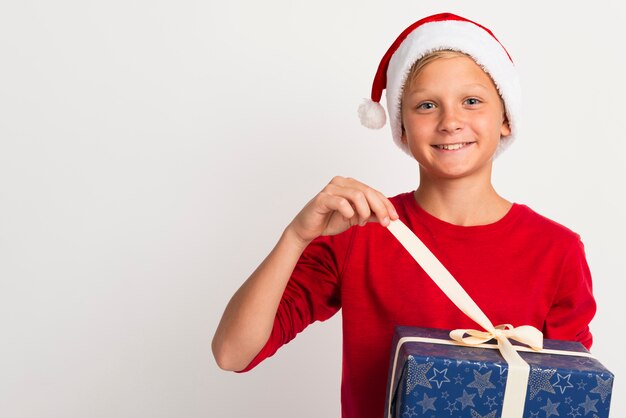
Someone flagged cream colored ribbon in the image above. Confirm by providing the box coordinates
[386,219,544,418]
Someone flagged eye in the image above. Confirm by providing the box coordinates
[464,97,481,106]
[417,102,436,110]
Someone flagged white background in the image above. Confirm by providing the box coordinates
[1,1,624,417]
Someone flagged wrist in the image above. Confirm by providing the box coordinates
[282,223,313,252]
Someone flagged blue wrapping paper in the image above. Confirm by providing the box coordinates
[385,326,614,418]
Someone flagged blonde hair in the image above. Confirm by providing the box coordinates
[404,50,470,91]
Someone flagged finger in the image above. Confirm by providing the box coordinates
[316,192,355,221]
[361,188,394,226]
[375,190,399,221]
[323,182,371,225]
[342,188,372,225]
[326,177,398,225]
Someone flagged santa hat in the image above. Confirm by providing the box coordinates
[358,13,521,157]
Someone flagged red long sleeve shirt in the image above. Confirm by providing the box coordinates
[242,192,596,418]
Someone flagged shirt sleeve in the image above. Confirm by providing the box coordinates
[543,236,596,350]
[239,232,349,372]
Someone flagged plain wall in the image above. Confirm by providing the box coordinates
[1,1,624,417]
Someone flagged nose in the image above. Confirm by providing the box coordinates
[438,106,464,134]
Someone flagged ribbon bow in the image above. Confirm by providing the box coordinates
[450,324,544,350]
[387,220,545,418]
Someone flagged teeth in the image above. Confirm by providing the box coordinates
[436,143,468,150]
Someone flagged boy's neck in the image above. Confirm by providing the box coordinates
[414,175,511,227]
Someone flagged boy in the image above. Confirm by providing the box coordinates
[212,13,595,418]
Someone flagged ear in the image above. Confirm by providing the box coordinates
[500,116,511,138]
[401,126,408,144]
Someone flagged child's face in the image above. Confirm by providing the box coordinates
[401,55,511,180]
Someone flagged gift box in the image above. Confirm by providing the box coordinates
[385,326,614,418]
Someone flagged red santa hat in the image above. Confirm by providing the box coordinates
[358,13,521,157]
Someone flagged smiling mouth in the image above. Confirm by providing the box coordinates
[432,142,475,151]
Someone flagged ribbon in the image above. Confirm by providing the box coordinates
[386,219,544,418]
[392,335,595,358]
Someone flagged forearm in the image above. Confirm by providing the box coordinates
[212,177,398,371]
[211,226,310,371]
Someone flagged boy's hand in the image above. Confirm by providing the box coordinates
[287,176,399,246]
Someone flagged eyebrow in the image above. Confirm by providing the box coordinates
[404,83,491,96]
[462,83,491,91]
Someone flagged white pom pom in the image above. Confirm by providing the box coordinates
[358,99,386,129]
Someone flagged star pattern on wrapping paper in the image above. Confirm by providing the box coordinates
[453,373,464,385]
[577,380,587,390]
[405,357,433,394]
[529,368,556,400]
[554,373,574,394]
[590,375,613,403]
[574,357,591,367]
[529,412,539,418]
[579,395,598,415]
[444,400,458,415]
[540,398,560,418]
[403,405,417,418]
[415,393,437,413]
[467,370,495,398]
[567,406,581,418]
[495,363,507,375]
[456,390,476,410]
[483,396,497,409]
[429,367,451,389]
[470,409,497,418]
